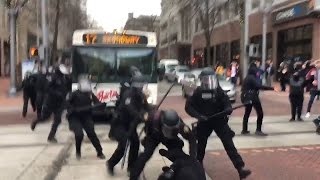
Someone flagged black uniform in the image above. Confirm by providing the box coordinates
[31,67,70,142]
[157,149,206,180]
[289,74,306,121]
[129,110,197,180]
[241,64,274,135]
[66,90,105,159]
[21,73,37,117]
[107,86,150,174]
[34,71,49,120]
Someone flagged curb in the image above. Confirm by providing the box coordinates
[44,137,73,180]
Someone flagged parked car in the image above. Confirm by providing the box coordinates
[181,72,236,103]
[158,59,179,79]
[167,65,190,83]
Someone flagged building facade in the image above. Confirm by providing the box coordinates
[159,0,320,70]
[191,0,320,69]
[159,0,192,64]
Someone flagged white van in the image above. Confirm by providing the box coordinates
[158,59,179,79]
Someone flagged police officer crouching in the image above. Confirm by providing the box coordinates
[129,109,197,180]
[66,77,105,160]
[107,75,150,176]
[185,68,251,179]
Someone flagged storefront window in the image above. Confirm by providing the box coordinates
[296,27,303,40]
[287,29,295,42]
[303,25,312,39]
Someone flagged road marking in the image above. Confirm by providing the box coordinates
[302,147,314,150]
[238,150,248,154]
[315,146,320,149]
[264,149,275,152]
[290,147,301,151]
[210,152,221,156]
[277,148,288,152]
[252,150,262,153]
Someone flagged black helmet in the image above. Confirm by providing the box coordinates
[248,63,258,75]
[160,110,180,139]
[130,66,142,77]
[199,68,218,90]
[130,75,147,90]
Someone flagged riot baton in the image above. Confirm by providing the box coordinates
[207,101,252,119]
[121,140,130,169]
[156,82,176,110]
[138,82,176,137]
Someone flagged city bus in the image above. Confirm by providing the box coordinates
[71,29,159,121]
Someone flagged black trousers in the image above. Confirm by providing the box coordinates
[23,90,36,117]
[196,122,244,170]
[130,135,184,180]
[243,99,264,132]
[280,78,287,91]
[108,125,140,170]
[34,98,64,140]
[35,92,45,120]
[69,115,102,154]
[289,94,303,120]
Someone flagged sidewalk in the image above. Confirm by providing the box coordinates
[0,78,23,108]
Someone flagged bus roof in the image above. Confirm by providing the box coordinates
[72,29,157,47]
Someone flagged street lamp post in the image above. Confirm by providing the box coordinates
[8,9,18,97]
[41,0,49,68]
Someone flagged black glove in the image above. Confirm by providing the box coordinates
[198,115,208,122]
[225,108,233,115]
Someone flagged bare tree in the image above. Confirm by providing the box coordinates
[191,0,228,67]
[50,0,61,64]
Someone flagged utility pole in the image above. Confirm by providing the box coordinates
[261,0,272,84]
[8,9,17,97]
[41,0,49,68]
[241,0,251,80]
[36,0,40,46]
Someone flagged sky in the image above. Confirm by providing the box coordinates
[87,0,161,31]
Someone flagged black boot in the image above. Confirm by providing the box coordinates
[241,130,250,135]
[76,151,81,160]
[31,120,37,131]
[47,137,58,143]
[106,161,114,176]
[97,152,106,159]
[238,167,252,179]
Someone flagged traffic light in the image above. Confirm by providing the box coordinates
[29,47,39,57]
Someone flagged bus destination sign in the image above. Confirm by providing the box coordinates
[83,33,148,45]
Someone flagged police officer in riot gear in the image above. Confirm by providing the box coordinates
[31,64,70,143]
[129,109,197,180]
[20,71,37,117]
[66,77,105,160]
[34,65,49,120]
[241,63,275,136]
[107,74,150,176]
[185,69,251,179]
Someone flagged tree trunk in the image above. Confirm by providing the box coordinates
[204,31,211,67]
[51,0,61,65]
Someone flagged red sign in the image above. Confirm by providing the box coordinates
[96,90,119,102]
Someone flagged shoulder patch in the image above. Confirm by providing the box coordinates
[125,98,131,105]
[183,125,190,133]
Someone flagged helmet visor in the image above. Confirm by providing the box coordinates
[78,78,92,92]
[201,75,218,90]
[161,122,180,139]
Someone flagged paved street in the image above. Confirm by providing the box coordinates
[0,80,320,179]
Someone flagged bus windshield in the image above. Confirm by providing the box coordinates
[72,47,157,83]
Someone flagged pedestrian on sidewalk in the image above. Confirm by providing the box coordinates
[278,63,289,92]
[129,110,197,180]
[265,60,275,87]
[241,63,277,136]
[31,64,70,143]
[288,72,307,122]
[66,76,105,160]
[185,68,251,179]
[305,61,320,118]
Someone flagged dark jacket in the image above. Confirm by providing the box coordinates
[289,76,306,96]
[185,86,232,122]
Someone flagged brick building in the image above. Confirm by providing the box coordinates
[158,0,320,70]
[191,0,320,69]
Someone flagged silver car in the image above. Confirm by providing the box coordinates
[167,65,190,83]
[181,72,237,103]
